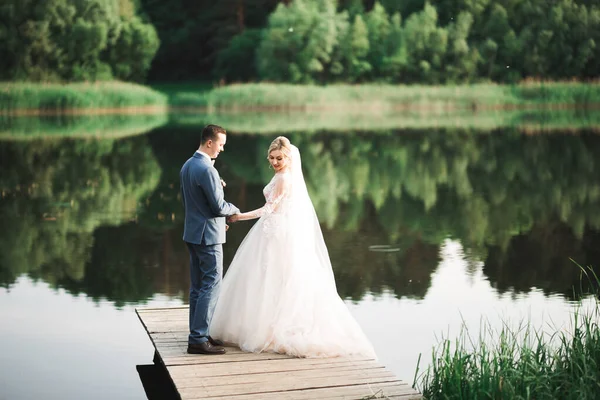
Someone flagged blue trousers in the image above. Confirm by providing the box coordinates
[186,242,223,345]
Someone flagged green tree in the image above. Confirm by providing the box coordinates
[435,0,490,25]
[444,11,479,82]
[343,0,365,19]
[543,1,599,79]
[0,0,158,82]
[214,29,263,82]
[381,0,424,18]
[402,3,448,83]
[380,12,407,81]
[108,16,160,82]
[365,2,391,78]
[343,14,372,82]
[479,3,521,81]
[257,0,341,83]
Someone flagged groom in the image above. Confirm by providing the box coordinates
[180,124,240,355]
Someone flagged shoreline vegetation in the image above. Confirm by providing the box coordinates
[0,82,168,113]
[3,81,600,134]
[1,81,600,115]
[415,266,600,399]
[163,81,600,112]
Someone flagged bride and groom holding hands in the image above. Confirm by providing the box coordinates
[180,124,376,359]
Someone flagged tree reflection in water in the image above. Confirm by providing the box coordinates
[1,126,599,304]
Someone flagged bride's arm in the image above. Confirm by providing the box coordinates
[230,174,290,222]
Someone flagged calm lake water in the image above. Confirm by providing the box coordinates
[1,117,600,399]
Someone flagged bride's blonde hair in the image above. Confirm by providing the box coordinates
[267,136,292,159]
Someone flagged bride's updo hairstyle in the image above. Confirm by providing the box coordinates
[267,136,292,159]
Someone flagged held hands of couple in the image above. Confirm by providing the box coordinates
[228,213,241,224]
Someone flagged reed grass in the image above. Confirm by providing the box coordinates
[160,82,600,111]
[0,81,168,112]
[415,265,600,399]
[6,81,597,113]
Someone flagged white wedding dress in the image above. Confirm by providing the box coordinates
[210,145,376,359]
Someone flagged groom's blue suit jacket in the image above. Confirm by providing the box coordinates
[180,152,239,245]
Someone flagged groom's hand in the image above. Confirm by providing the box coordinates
[225,224,229,231]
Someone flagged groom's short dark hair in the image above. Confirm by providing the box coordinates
[201,124,227,144]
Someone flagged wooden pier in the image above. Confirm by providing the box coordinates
[136,306,422,400]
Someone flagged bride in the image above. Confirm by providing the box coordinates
[210,136,376,359]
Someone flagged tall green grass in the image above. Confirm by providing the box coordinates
[160,82,600,111]
[0,81,168,112]
[8,81,597,113]
[415,265,600,399]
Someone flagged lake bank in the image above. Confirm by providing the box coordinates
[3,81,600,115]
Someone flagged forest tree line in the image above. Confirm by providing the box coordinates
[1,0,599,84]
[0,0,159,82]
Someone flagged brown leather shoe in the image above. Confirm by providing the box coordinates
[187,341,226,355]
[208,336,224,346]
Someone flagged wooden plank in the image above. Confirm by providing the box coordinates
[143,316,187,320]
[157,347,373,366]
[168,359,381,378]
[155,344,372,359]
[172,366,396,389]
[161,352,295,366]
[169,363,384,383]
[145,326,188,331]
[137,306,189,312]
[143,321,187,327]
[155,344,250,355]
[149,332,188,340]
[191,382,421,400]
[138,314,188,320]
[177,374,402,398]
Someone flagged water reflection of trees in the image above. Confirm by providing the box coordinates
[220,129,600,299]
[323,202,440,300]
[0,137,161,294]
[484,224,600,299]
[3,126,600,303]
[140,127,600,301]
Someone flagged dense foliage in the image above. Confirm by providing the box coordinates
[0,0,159,82]
[141,0,600,84]
[3,0,599,84]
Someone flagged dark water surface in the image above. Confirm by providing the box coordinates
[1,121,600,399]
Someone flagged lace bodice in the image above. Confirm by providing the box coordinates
[238,171,291,221]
